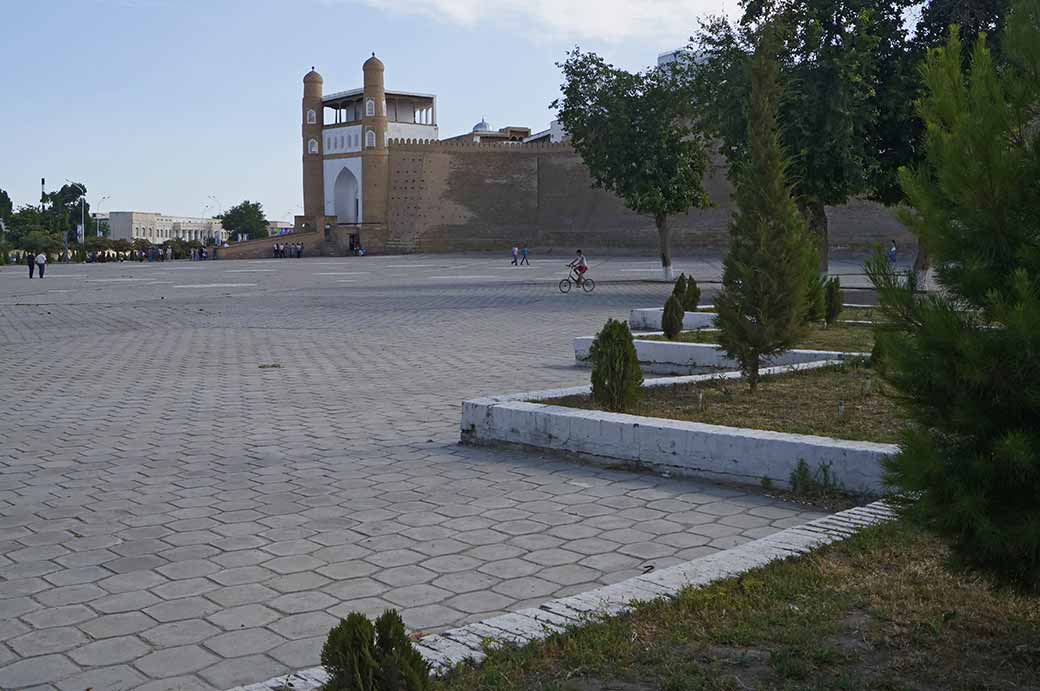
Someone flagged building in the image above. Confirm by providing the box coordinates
[107,211,226,243]
[267,221,294,236]
[273,55,911,259]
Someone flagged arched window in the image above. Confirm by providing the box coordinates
[365,129,376,148]
[306,109,317,124]
[366,98,375,117]
[308,138,319,154]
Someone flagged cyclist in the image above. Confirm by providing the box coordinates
[568,249,588,286]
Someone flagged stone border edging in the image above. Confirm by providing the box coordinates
[574,336,868,374]
[460,361,895,495]
[223,501,896,691]
[630,307,716,331]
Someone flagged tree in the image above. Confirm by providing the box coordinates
[689,0,918,271]
[553,50,711,280]
[589,319,644,412]
[0,188,12,224]
[915,0,1010,66]
[714,33,819,391]
[219,200,268,241]
[869,8,1040,587]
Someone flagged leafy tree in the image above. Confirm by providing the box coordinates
[553,50,711,280]
[915,0,1009,65]
[689,0,918,271]
[714,33,819,391]
[869,9,1040,587]
[589,319,644,412]
[219,200,268,241]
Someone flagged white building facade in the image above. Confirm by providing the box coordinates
[108,212,226,243]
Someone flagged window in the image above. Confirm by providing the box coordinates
[326,137,331,150]
[366,98,375,117]
[306,109,317,124]
[365,129,376,148]
[308,138,319,154]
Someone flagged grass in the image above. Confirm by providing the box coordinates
[434,521,1040,691]
[549,363,900,444]
[642,323,875,354]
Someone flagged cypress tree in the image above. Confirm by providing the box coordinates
[714,34,817,391]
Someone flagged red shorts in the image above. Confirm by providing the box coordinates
[577,266,587,274]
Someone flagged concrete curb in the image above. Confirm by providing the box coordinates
[223,500,897,691]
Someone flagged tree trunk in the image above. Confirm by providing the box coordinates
[912,243,930,292]
[656,213,673,281]
[799,199,829,273]
[748,355,760,392]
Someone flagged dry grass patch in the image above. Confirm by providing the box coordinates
[550,363,900,444]
[434,521,1040,691]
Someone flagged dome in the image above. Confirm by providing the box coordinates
[472,118,492,133]
[304,67,323,84]
[363,53,384,71]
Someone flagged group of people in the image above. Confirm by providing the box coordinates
[273,242,304,259]
[25,252,47,278]
[189,247,210,261]
[510,245,530,266]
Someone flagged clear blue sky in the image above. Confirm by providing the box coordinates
[0,0,727,221]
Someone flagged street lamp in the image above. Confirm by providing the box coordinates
[94,195,110,237]
[65,180,87,263]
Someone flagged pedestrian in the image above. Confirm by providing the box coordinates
[519,245,529,266]
[297,243,303,258]
[511,245,519,266]
[26,252,35,278]
[35,251,47,278]
[887,239,897,265]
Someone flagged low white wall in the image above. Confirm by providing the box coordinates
[460,364,894,495]
[575,337,868,374]
[630,307,716,331]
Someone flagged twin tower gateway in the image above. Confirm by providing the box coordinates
[298,54,438,250]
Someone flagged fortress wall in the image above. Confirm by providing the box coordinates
[386,140,913,254]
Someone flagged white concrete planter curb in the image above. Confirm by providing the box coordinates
[461,361,896,495]
[630,307,717,331]
[223,500,897,691]
[575,336,869,374]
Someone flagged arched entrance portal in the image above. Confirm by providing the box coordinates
[334,168,359,224]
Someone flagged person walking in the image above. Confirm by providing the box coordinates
[519,245,529,266]
[26,252,35,278]
[35,251,47,278]
[887,240,897,265]
[511,245,519,266]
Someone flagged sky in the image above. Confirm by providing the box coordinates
[0,0,733,222]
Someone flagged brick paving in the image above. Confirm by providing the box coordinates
[0,255,841,690]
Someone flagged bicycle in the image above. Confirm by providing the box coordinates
[559,266,595,294]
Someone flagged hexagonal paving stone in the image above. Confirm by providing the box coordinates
[23,604,95,629]
[98,569,169,593]
[262,555,326,575]
[268,636,324,669]
[207,603,282,631]
[134,644,220,678]
[445,591,515,614]
[70,635,151,666]
[432,571,499,595]
[157,559,221,580]
[373,565,435,587]
[269,591,337,614]
[617,542,676,560]
[55,664,148,691]
[198,653,287,689]
[492,577,557,600]
[144,596,222,623]
[142,619,221,647]
[205,583,279,607]
[269,611,339,640]
[524,548,582,567]
[318,560,379,580]
[478,558,542,579]
[421,554,482,574]
[322,578,387,601]
[80,612,157,639]
[92,590,161,614]
[9,626,88,657]
[366,549,425,568]
[0,654,80,688]
[538,564,602,586]
[204,627,286,657]
[383,584,451,607]
[152,577,220,600]
[400,604,461,632]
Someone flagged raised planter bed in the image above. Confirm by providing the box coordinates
[630,307,716,331]
[574,335,867,375]
[460,362,896,495]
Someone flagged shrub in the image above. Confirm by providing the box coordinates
[590,319,644,412]
[825,276,842,325]
[662,294,684,340]
[805,272,826,323]
[683,274,702,311]
[868,13,1040,588]
[321,610,431,691]
[671,273,688,306]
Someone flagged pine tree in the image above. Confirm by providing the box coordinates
[714,34,818,391]
[868,4,1040,588]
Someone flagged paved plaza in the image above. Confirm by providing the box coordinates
[0,253,860,690]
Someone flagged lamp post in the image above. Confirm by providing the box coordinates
[94,195,110,237]
[207,195,223,245]
[65,180,87,263]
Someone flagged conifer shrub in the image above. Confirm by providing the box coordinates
[321,610,431,691]
[683,274,702,311]
[806,272,827,323]
[825,276,842,325]
[715,34,817,391]
[670,273,688,306]
[869,11,1040,588]
[662,294,684,340]
[590,319,644,412]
